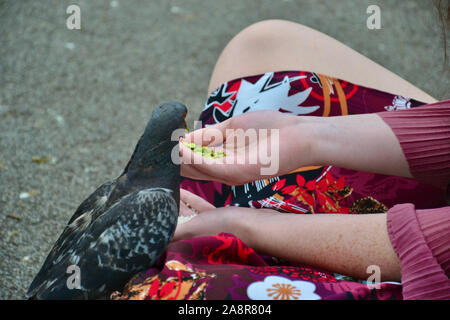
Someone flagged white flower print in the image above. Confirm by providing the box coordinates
[247,276,321,300]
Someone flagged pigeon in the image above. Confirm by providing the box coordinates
[26,101,188,299]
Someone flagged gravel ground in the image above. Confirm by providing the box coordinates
[0,0,449,299]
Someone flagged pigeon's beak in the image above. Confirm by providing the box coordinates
[183,112,189,131]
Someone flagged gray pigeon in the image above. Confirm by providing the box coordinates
[26,101,188,299]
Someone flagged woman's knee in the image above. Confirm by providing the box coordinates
[208,20,313,92]
[223,19,311,58]
[210,19,437,104]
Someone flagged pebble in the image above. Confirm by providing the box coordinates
[65,42,75,50]
[19,190,37,199]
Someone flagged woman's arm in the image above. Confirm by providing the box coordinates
[236,209,402,281]
[176,190,450,296]
[180,111,412,185]
[304,113,413,178]
[308,101,450,186]
[175,207,401,281]
[181,102,450,188]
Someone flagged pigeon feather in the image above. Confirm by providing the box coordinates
[27,101,187,299]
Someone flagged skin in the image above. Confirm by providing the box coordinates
[180,111,411,186]
[176,20,438,282]
[177,113,404,281]
[176,199,401,281]
[207,19,437,103]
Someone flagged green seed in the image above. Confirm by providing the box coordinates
[182,141,226,158]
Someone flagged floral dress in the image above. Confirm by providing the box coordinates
[112,71,447,300]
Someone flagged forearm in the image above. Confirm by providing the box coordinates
[231,209,401,281]
[297,114,412,178]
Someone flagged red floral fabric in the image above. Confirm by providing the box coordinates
[113,71,447,300]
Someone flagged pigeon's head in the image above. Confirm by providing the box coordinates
[128,101,188,172]
[149,101,188,134]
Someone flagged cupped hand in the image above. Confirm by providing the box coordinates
[174,206,235,242]
[179,188,216,218]
[175,198,283,246]
[176,189,246,242]
[180,110,315,186]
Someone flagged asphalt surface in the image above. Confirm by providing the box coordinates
[1,0,449,299]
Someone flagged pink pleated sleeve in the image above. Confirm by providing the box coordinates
[377,100,450,300]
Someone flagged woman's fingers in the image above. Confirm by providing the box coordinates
[184,119,231,147]
[173,210,217,241]
[180,143,260,186]
[179,199,195,217]
[179,141,220,166]
[177,190,217,241]
[180,141,231,182]
[180,111,285,185]
[180,162,210,181]
[180,188,216,213]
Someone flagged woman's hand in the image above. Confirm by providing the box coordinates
[177,189,233,242]
[180,111,412,185]
[175,206,235,242]
[175,201,401,281]
[179,188,216,218]
[175,201,279,243]
[180,110,314,185]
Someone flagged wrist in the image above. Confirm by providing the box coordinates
[221,207,258,245]
[294,116,330,167]
[300,113,411,177]
[224,208,282,249]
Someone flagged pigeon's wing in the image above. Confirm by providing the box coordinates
[28,188,178,300]
[68,180,116,224]
[26,180,116,298]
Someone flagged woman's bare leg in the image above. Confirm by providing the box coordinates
[208,19,437,103]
